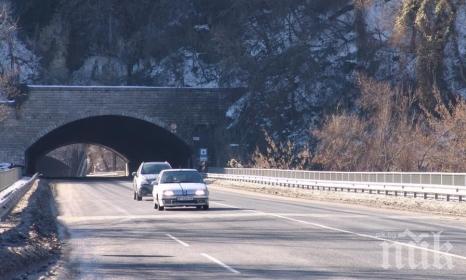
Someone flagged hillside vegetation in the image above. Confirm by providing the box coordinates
[1,0,466,171]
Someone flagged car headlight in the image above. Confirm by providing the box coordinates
[163,190,175,196]
[195,189,206,196]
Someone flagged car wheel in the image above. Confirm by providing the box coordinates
[196,206,202,210]
[203,204,209,210]
[155,196,164,211]
[136,193,142,201]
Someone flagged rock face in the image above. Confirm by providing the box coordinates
[4,0,466,153]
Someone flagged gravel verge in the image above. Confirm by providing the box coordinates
[207,179,466,217]
[0,179,61,279]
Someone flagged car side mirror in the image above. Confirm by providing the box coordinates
[132,172,137,177]
[152,181,158,186]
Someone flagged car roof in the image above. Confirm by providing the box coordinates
[142,161,171,165]
[160,169,198,173]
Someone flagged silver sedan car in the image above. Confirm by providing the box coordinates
[132,161,171,201]
[152,169,209,211]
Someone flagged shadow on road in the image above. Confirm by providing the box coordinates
[43,176,131,181]
[101,254,173,258]
[164,207,249,212]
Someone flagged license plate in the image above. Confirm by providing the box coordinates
[177,196,193,201]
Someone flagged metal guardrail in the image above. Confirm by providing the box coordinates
[207,168,466,202]
[0,173,39,220]
[0,168,22,192]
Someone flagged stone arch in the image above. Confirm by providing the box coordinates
[25,115,192,174]
[25,112,169,152]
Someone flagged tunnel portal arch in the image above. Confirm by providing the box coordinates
[25,115,192,175]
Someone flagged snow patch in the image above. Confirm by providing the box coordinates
[71,56,127,85]
[150,49,220,87]
[365,0,402,41]
[194,24,210,32]
[456,4,466,57]
[226,94,248,129]
[0,33,39,83]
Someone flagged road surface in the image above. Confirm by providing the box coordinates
[52,179,466,279]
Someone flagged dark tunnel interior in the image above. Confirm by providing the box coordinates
[25,115,192,175]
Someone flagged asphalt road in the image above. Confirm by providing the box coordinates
[52,179,466,279]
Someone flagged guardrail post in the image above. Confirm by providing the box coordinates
[459,195,463,202]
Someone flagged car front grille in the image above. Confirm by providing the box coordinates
[163,198,207,204]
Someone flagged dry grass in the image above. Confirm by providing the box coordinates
[251,130,312,170]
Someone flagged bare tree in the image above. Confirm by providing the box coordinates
[0,3,15,120]
[314,73,466,172]
[418,101,466,172]
[314,74,423,171]
[0,2,26,118]
[312,114,367,171]
[393,0,457,111]
[0,3,17,69]
[251,130,311,170]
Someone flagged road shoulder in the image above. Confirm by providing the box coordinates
[207,179,466,219]
[0,179,62,279]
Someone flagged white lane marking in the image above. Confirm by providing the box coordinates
[166,233,190,247]
[210,201,261,213]
[210,201,240,208]
[208,201,466,263]
[268,213,466,262]
[58,212,266,223]
[200,253,240,274]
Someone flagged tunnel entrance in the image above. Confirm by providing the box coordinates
[26,115,192,175]
[36,144,129,177]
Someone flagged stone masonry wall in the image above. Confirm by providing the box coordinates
[0,86,242,166]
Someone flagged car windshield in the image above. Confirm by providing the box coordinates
[160,171,204,184]
[141,163,171,174]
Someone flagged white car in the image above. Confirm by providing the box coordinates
[0,162,12,171]
[132,162,171,201]
[153,169,209,211]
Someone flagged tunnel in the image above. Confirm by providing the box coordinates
[25,115,192,175]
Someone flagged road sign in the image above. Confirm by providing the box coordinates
[199,148,208,161]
